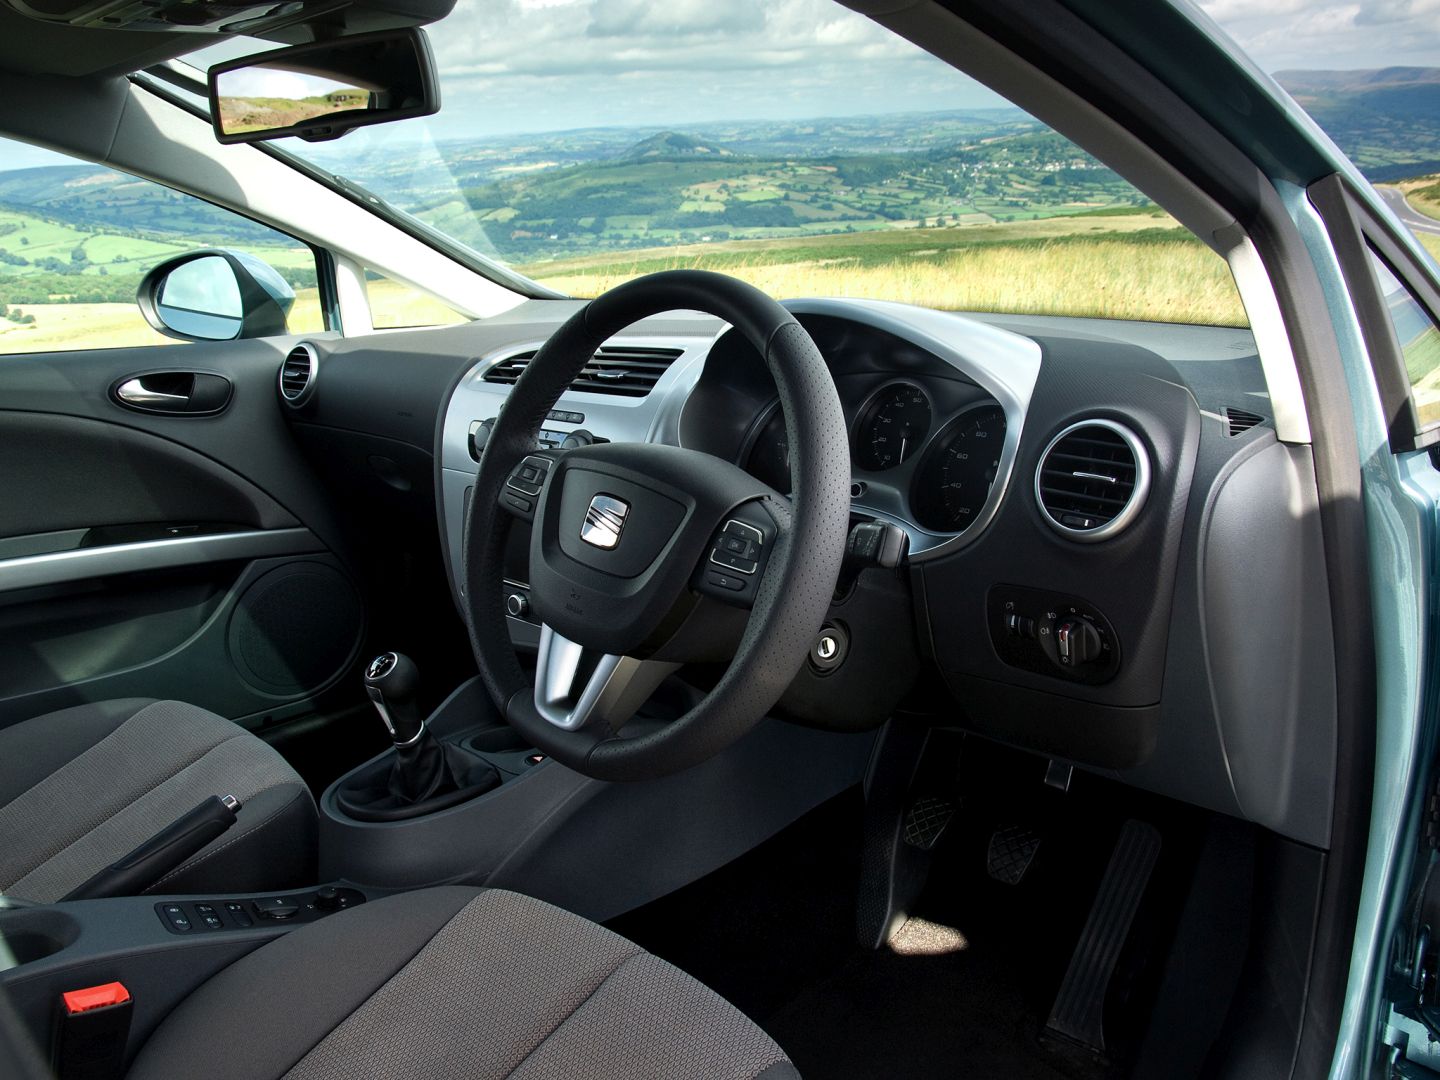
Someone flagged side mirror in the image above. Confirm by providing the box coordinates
[137,250,296,342]
[208,28,440,145]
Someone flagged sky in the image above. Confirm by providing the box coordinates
[1,0,1437,170]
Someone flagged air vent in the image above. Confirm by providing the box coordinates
[1034,419,1151,542]
[482,345,683,398]
[1224,407,1266,436]
[278,343,317,406]
[482,351,535,385]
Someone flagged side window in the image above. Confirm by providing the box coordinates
[1368,247,1440,428]
[364,269,468,330]
[0,137,323,356]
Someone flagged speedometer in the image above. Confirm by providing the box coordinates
[911,403,1007,533]
[856,382,932,471]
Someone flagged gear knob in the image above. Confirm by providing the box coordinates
[364,652,424,745]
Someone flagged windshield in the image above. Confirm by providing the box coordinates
[187,1,1247,327]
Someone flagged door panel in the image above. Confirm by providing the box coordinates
[0,337,363,729]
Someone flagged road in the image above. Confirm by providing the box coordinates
[1377,185,1440,238]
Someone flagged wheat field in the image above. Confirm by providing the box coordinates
[527,237,1249,326]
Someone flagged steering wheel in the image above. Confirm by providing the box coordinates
[463,270,850,781]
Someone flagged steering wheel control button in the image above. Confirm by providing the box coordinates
[254,897,301,920]
[710,519,764,575]
[987,585,1120,685]
[809,624,849,673]
[707,570,746,591]
[506,456,552,498]
[710,550,756,574]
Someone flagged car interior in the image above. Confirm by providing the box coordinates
[0,0,1423,1077]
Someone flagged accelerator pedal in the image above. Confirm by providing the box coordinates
[987,824,1042,885]
[1045,819,1162,1055]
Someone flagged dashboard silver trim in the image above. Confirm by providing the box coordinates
[1033,418,1152,542]
[784,298,1043,562]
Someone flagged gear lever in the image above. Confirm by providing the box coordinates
[363,652,454,803]
[364,652,424,745]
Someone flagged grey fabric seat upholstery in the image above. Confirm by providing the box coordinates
[0,698,316,903]
[130,886,799,1080]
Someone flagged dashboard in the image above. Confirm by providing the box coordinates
[287,293,1339,853]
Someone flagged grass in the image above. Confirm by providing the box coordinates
[1398,176,1440,222]
[520,216,1248,327]
[0,290,326,355]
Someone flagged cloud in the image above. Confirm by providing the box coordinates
[410,0,1004,138]
[1198,0,1440,69]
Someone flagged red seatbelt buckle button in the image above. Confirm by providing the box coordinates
[62,983,130,1015]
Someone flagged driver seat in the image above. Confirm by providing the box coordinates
[128,886,799,1080]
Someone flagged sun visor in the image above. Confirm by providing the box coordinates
[3,0,453,40]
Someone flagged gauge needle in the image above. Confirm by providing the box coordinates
[899,437,908,463]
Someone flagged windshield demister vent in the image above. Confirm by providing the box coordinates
[1223,407,1266,436]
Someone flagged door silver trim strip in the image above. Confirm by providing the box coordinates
[0,528,321,592]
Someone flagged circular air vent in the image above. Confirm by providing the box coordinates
[278,343,318,407]
[1034,419,1151,542]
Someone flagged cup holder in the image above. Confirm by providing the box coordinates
[0,907,81,965]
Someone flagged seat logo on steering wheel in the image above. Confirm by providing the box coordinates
[581,493,630,550]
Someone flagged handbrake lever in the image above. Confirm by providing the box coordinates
[61,795,241,902]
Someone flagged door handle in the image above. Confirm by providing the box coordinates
[117,378,190,407]
[111,371,232,416]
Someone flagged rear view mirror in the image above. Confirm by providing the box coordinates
[208,28,439,145]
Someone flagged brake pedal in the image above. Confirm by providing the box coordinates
[904,796,955,851]
[1045,819,1162,1055]
[987,824,1042,885]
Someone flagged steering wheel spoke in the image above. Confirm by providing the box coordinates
[498,452,558,523]
[533,624,680,733]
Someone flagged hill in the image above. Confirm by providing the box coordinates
[453,123,1141,262]
[1276,66,1440,178]
[620,131,735,161]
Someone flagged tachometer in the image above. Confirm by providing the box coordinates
[912,403,1007,533]
[856,382,932,471]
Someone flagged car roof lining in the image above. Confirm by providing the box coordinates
[0,6,194,78]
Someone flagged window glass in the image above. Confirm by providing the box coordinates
[0,136,322,355]
[1369,247,1440,427]
[364,270,468,329]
